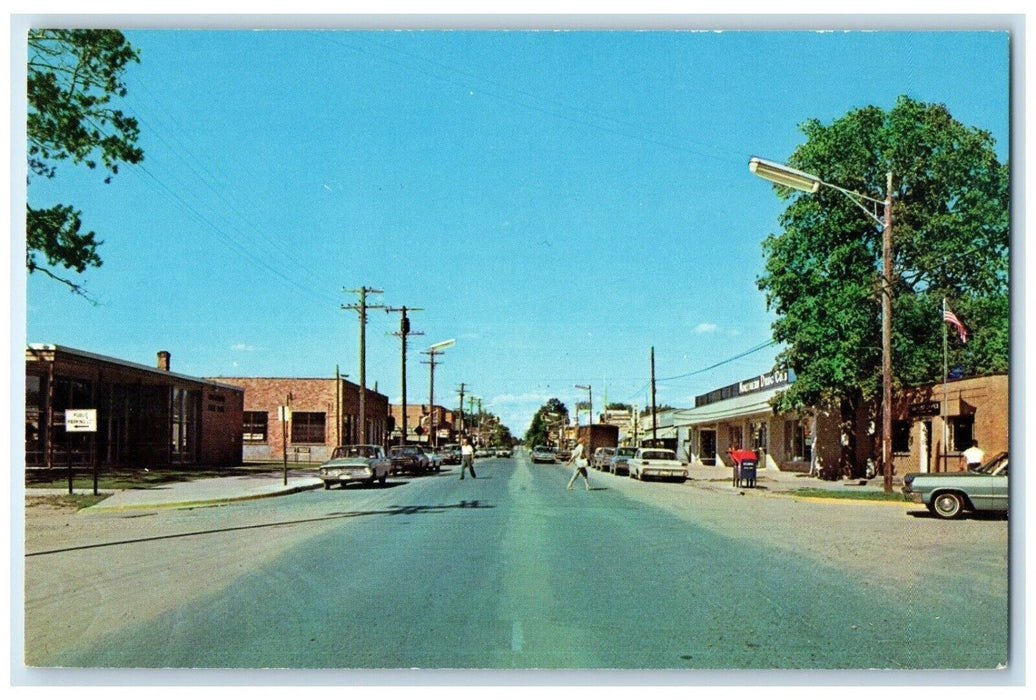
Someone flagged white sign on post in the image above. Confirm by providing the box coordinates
[66,409,97,433]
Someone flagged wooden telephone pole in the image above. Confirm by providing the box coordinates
[343,287,384,444]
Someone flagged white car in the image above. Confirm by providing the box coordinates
[628,448,688,482]
[318,444,392,489]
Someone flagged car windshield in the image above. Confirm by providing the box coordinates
[616,448,637,457]
[333,445,379,459]
[534,446,554,453]
[972,452,1008,475]
[641,450,674,460]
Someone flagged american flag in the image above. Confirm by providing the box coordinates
[943,299,968,344]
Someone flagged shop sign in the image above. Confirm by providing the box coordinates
[66,409,97,432]
[738,369,790,395]
[909,401,941,417]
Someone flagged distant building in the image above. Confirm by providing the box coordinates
[211,376,389,463]
[26,345,243,470]
[388,403,455,447]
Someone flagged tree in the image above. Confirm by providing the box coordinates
[27,29,143,297]
[524,398,569,447]
[756,96,1009,476]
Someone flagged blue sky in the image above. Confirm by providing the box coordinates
[18,25,1011,435]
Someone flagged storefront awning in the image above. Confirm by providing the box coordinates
[673,386,785,426]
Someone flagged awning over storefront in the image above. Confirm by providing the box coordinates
[674,386,784,426]
[641,425,677,440]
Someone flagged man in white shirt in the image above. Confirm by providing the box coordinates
[960,440,985,471]
[459,437,477,480]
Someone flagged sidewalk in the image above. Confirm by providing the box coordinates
[685,461,899,496]
[24,462,900,513]
[26,471,324,512]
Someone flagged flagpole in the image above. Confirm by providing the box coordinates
[942,297,949,473]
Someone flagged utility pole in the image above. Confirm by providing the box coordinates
[422,339,455,450]
[386,305,423,446]
[651,346,658,445]
[457,383,467,439]
[881,171,894,493]
[343,287,384,444]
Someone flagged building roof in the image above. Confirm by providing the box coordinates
[672,386,784,425]
[27,344,243,392]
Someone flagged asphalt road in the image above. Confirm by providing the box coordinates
[24,451,1009,671]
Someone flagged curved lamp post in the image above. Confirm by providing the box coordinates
[574,384,592,426]
[750,156,895,493]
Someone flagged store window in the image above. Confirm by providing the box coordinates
[784,420,807,461]
[892,420,911,453]
[243,411,268,442]
[291,412,326,444]
[949,415,975,453]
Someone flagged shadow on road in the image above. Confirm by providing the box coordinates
[906,509,1008,521]
[27,500,496,557]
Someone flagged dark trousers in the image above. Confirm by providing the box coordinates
[460,456,477,479]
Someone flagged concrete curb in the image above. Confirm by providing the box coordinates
[82,479,326,513]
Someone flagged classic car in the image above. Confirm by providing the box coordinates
[441,443,462,465]
[388,445,433,474]
[591,446,616,470]
[609,446,638,475]
[531,445,557,464]
[318,444,392,489]
[426,449,444,471]
[495,447,513,458]
[628,448,688,482]
[902,451,1008,519]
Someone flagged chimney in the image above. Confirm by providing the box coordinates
[157,351,171,371]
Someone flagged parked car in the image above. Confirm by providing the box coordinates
[475,447,492,458]
[902,451,1009,519]
[591,446,616,470]
[426,449,443,471]
[441,443,462,465]
[495,447,513,458]
[318,444,392,489]
[609,446,638,475]
[628,448,688,482]
[388,445,433,474]
[531,445,557,464]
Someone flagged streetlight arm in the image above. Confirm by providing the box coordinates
[749,156,886,227]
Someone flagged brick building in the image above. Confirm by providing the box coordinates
[212,377,389,462]
[26,345,243,470]
[388,403,456,447]
[892,374,1008,473]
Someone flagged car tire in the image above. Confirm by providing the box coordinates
[379,472,387,485]
[323,481,331,490]
[932,491,966,519]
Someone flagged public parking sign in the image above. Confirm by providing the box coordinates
[65,409,97,432]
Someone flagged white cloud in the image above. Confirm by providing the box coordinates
[693,323,718,334]
[231,343,256,351]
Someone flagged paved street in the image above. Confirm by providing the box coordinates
[24,450,1008,671]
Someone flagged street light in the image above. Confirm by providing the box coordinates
[750,156,895,493]
[748,157,820,193]
[575,384,592,426]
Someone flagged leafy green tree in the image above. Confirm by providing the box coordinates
[524,398,569,447]
[756,96,1009,477]
[27,29,143,296]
